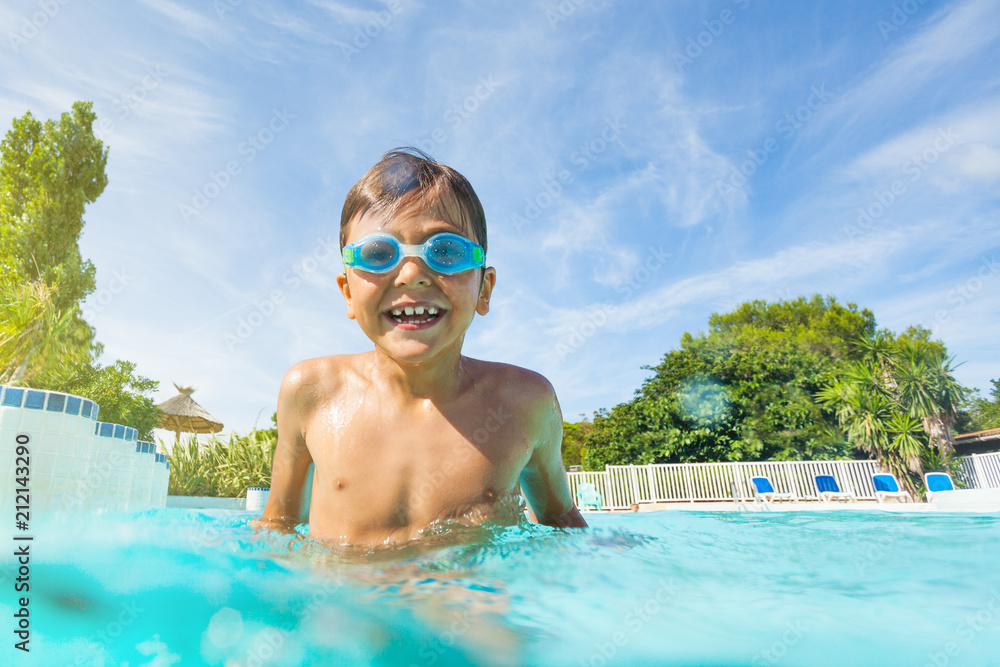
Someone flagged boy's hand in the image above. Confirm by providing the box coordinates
[250,514,301,534]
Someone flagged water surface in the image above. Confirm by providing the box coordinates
[3,508,999,666]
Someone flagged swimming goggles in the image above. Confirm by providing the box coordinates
[342,232,485,275]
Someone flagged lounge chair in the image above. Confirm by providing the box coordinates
[872,473,912,503]
[576,482,603,511]
[814,475,856,503]
[924,472,955,502]
[750,477,797,504]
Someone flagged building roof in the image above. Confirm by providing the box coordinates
[955,427,1000,441]
[954,427,1000,456]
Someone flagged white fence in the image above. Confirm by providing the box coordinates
[957,452,1000,490]
[567,453,1000,510]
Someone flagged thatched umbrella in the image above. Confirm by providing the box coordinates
[157,383,223,445]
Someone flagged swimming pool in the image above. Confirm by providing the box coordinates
[3,508,999,666]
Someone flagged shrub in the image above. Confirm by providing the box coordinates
[165,429,277,498]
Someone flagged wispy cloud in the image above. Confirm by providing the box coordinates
[137,0,218,35]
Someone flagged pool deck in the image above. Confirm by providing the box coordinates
[595,492,1000,514]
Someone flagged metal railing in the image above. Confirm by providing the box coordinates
[567,454,998,510]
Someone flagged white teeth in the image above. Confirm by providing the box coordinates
[387,305,442,322]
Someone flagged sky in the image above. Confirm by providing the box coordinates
[2,0,998,441]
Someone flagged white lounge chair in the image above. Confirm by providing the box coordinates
[872,473,912,503]
[751,477,797,504]
[924,472,956,502]
[814,475,856,503]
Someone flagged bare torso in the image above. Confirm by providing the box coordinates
[298,353,536,545]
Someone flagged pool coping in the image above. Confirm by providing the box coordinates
[166,495,246,510]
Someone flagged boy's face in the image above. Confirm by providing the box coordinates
[336,200,496,366]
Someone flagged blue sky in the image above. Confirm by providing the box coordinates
[2,0,998,439]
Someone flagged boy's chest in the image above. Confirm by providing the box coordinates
[304,395,532,499]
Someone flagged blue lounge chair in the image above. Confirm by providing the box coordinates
[750,477,797,504]
[814,475,856,503]
[872,473,912,503]
[924,472,955,502]
[576,482,603,511]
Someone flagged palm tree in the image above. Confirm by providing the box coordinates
[0,276,81,385]
[892,339,967,461]
[817,332,970,499]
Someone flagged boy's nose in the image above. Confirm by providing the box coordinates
[393,256,432,286]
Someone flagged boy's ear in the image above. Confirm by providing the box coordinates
[476,267,497,316]
[336,272,356,320]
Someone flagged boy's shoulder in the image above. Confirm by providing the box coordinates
[279,353,369,397]
[464,358,557,408]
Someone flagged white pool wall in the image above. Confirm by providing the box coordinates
[0,386,169,516]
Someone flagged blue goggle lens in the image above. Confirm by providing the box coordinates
[343,233,484,275]
[360,237,397,267]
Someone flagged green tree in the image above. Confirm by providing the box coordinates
[1,101,107,315]
[1,101,107,381]
[967,380,1000,431]
[1,102,160,433]
[583,295,871,470]
[48,360,162,440]
[561,419,591,467]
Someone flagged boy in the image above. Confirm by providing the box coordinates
[256,149,586,545]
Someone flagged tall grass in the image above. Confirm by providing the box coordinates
[164,430,277,498]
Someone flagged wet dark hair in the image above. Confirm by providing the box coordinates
[339,148,487,255]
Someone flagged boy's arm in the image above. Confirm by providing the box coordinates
[252,365,313,532]
[519,382,588,529]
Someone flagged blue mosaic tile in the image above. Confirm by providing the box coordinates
[25,390,46,410]
[81,400,93,418]
[126,427,137,441]
[65,396,81,416]
[46,393,65,412]
[93,404,99,420]
[113,424,125,439]
[2,387,24,407]
[99,422,114,438]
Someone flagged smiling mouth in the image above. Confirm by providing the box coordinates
[385,305,445,325]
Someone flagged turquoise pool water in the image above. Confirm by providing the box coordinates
[3,509,1000,666]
